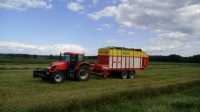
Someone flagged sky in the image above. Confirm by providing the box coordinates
[0,0,200,56]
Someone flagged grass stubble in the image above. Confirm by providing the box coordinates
[0,62,199,112]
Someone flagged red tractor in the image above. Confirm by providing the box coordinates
[33,47,149,83]
[33,52,91,83]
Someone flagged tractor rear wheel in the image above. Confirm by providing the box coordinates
[52,72,64,83]
[76,65,90,81]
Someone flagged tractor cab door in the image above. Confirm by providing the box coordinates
[70,54,84,68]
[69,55,77,69]
[69,54,84,80]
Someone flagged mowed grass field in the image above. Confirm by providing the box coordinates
[0,62,200,112]
[79,85,200,112]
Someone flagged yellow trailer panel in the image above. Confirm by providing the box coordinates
[98,47,148,69]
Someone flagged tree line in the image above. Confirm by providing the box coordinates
[0,54,199,63]
[85,54,200,63]
[0,54,58,59]
[150,54,200,63]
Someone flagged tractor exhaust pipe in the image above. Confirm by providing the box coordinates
[59,52,62,61]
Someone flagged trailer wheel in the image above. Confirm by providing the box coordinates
[52,72,64,83]
[76,65,90,81]
[121,71,128,79]
[128,71,135,79]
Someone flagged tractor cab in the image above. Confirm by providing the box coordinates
[63,52,84,65]
[62,52,85,71]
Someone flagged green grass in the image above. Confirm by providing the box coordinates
[79,85,200,112]
[0,63,48,70]
[0,58,56,64]
[0,62,200,112]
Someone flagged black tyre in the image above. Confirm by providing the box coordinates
[121,71,128,79]
[128,71,135,79]
[52,72,64,83]
[76,65,90,81]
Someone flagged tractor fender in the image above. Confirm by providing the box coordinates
[74,62,91,71]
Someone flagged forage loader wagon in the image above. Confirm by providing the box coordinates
[33,47,149,83]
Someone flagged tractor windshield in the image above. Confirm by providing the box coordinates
[63,54,70,62]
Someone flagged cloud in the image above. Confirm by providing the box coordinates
[88,6,117,20]
[88,0,200,56]
[0,0,52,10]
[67,0,99,12]
[67,2,84,12]
[0,41,85,55]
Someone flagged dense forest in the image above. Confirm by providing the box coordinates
[0,54,200,63]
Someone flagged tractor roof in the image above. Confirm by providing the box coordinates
[64,52,84,55]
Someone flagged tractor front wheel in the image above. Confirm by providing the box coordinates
[76,65,90,81]
[52,72,64,83]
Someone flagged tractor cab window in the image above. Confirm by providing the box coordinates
[63,53,84,63]
[78,55,84,61]
[70,55,77,63]
[63,54,70,62]
[70,54,84,63]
